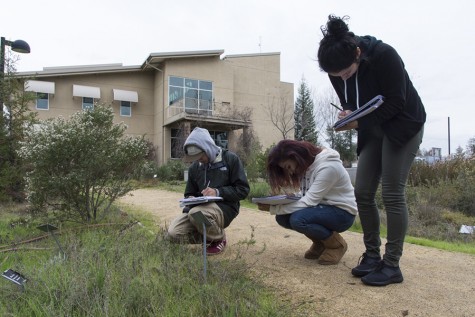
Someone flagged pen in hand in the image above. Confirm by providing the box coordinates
[330,102,343,111]
[201,180,212,196]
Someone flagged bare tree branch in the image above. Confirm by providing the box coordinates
[265,94,294,139]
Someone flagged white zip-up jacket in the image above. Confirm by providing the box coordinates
[270,148,358,216]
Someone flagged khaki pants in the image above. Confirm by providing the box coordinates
[167,202,225,243]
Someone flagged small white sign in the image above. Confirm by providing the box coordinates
[459,225,475,234]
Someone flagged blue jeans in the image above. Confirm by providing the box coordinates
[275,205,355,240]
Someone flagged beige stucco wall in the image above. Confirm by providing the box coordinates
[31,71,156,142]
[224,53,294,148]
[25,51,294,166]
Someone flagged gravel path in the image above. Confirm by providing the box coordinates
[119,188,475,317]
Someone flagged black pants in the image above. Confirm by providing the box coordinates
[355,125,423,266]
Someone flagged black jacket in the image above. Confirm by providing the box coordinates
[329,35,426,155]
[185,149,250,227]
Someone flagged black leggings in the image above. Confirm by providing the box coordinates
[355,125,423,266]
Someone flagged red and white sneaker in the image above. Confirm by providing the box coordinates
[206,239,227,255]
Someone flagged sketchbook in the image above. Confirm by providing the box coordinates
[179,196,223,207]
[251,195,300,205]
[333,95,385,129]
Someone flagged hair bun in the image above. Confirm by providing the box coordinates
[321,15,350,39]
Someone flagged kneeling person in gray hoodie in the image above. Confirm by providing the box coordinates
[167,127,250,255]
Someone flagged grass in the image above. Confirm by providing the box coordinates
[0,205,294,317]
[351,216,475,255]
[2,179,473,316]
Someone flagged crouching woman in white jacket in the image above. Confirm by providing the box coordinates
[258,139,357,265]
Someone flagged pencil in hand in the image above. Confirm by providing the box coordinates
[330,102,343,111]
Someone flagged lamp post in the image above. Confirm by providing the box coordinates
[0,36,31,113]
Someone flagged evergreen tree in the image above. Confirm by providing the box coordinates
[294,77,318,144]
[467,136,475,157]
[0,53,38,201]
[325,126,356,167]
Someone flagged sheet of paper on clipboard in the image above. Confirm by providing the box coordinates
[179,196,223,207]
[251,195,300,205]
[333,95,384,129]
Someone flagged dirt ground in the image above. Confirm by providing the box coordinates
[119,188,475,317]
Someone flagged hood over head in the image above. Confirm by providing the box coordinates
[183,127,220,163]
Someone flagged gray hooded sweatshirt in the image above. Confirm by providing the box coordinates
[183,127,250,227]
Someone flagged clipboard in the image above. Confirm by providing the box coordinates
[333,95,384,129]
[179,196,223,207]
[251,195,300,205]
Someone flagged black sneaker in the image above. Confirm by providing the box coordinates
[351,253,381,277]
[361,261,404,286]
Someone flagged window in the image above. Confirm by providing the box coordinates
[171,128,185,159]
[82,97,94,110]
[24,80,54,110]
[73,85,100,109]
[120,101,131,117]
[170,128,227,159]
[169,76,213,115]
[210,130,228,149]
[112,89,137,117]
[36,92,49,110]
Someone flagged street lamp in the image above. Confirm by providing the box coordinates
[0,36,31,113]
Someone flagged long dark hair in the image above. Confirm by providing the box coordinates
[266,140,322,193]
[317,15,359,73]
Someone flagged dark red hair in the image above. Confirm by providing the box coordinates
[266,140,322,193]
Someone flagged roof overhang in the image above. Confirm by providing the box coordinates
[142,49,224,70]
[73,84,100,99]
[24,80,55,94]
[113,89,138,102]
[165,112,249,131]
[17,64,143,78]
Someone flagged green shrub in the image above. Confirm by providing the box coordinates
[18,105,149,223]
[408,157,475,217]
[247,182,271,202]
[155,159,187,181]
[451,161,475,216]
[409,157,467,187]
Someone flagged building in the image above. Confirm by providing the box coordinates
[19,50,294,165]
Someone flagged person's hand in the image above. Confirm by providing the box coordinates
[257,203,270,211]
[338,110,352,119]
[335,120,358,131]
[201,187,217,196]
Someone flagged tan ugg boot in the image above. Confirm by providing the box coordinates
[304,238,325,259]
[318,232,348,265]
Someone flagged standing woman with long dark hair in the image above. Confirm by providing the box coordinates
[317,15,426,286]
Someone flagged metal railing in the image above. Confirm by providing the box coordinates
[168,98,213,118]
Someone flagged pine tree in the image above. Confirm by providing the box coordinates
[0,53,38,201]
[294,77,318,144]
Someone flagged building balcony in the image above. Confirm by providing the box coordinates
[165,98,250,131]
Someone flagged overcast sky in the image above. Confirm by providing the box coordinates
[2,0,474,155]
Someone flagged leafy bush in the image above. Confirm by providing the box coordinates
[18,105,149,223]
[451,161,475,216]
[245,145,272,182]
[409,157,467,187]
[155,159,187,181]
[408,157,475,217]
[247,182,271,202]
